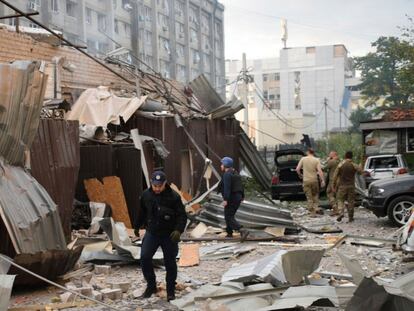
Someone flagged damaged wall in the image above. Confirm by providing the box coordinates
[30,119,80,240]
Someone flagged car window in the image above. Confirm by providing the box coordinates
[369,157,399,169]
[277,154,302,165]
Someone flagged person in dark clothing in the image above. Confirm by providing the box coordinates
[219,157,248,240]
[136,171,187,301]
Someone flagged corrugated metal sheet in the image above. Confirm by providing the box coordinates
[114,147,143,228]
[9,248,83,286]
[189,74,225,113]
[0,61,48,166]
[30,119,80,239]
[76,145,114,202]
[0,159,67,254]
[0,274,15,311]
[239,129,272,189]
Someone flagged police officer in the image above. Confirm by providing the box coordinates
[332,151,362,222]
[219,157,248,240]
[137,171,187,301]
[326,151,340,216]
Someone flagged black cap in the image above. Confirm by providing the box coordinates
[151,170,166,185]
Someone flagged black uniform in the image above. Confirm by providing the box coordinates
[219,169,244,235]
[137,184,187,293]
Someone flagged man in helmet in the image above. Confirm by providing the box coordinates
[219,157,248,240]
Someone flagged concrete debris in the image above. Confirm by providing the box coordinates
[59,292,75,303]
[94,265,111,275]
[109,281,131,293]
[191,222,209,239]
[100,288,123,300]
[264,227,286,237]
[200,243,256,261]
[222,249,325,285]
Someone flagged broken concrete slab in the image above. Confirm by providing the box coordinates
[101,288,123,300]
[59,292,75,303]
[190,222,209,239]
[94,265,111,275]
[338,252,367,286]
[221,249,325,285]
[264,227,285,238]
[109,281,131,293]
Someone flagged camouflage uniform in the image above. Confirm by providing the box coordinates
[303,181,319,213]
[326,158,340,214]
[333,160,362,221]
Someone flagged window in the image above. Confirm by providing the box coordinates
[158,13,169,30]
[176,44,185,59]
[176,22,185,40]
[28,0,41,11]
[145,30,152,44]
[160,60,171,78]
[368,157,399,169]
[87,39,97,52]
[113,0,117,9]
[66,0,77,17]
[201,13,210,33]
[189,6,199,28]
[50,0,59,12]
[114,19,119,34]
[176,64,186,82]
[97,13,107,31]
[203,53,211,70]
[86,8,92,24]
[122,0,132,10]
[98,42,109,53]
[408,129,414,152]
[159,37,171,56]
[191,68,199,80]
[144,6,152,22]
[190,28,198,45]
[263,74,268,82]
[263,91,268,99]
[306,46,315,54]
[365,130,398,155]
[175,0,185,18]
[124,23,131,37]
[191,49,200,65]
[273,73,280,81]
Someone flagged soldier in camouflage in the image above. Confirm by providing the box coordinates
[332,151,363,222]
[326,151,340,216]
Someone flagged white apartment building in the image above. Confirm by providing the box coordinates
[226,44,357,147]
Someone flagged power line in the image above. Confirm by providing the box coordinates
[239,121,290,145]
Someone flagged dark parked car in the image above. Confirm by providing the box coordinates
[365,174,414,226]
[271,149,305,199]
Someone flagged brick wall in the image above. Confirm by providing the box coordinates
[0,26,132,91]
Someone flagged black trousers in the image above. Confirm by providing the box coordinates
[224,193,243,234]
[140,232,179,292]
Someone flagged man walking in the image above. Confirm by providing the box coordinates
[219,157,247,239]
[326,151,340,216]
[137,171,187,301]
[296,148,325,216]
[332,151,362,222]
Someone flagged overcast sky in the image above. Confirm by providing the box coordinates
[221,0,414,60]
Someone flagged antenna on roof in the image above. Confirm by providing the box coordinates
[281,19,288,49]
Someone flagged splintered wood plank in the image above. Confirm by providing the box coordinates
[178,243,200,267]
[102,176,132,229]
[84,177,132,228]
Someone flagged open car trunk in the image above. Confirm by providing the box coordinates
[275,149,304,183]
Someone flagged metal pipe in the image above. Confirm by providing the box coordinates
[0,0,134,86]
[0,11,38,19]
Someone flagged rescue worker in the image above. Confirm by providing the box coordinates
[219,157,248,240]
[332,151,363,222]
[296,148,325,217]
[137,171,187,301]
[326,151,340,216]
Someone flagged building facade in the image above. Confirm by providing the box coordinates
[226,45,358,147]
[0,0,225,87]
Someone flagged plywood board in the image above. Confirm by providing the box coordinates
[84,177,132,228]
[178,243,200,267]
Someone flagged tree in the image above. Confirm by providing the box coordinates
[348,106,372,133]
[354,35,414,113]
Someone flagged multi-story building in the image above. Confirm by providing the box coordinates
[0,0,225,88]
[226,44,358,147]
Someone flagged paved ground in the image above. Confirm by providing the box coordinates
[9,198,414,311]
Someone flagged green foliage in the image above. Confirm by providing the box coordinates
[349,107,372,133]
[315,133,363,164]
[354,17,414,114]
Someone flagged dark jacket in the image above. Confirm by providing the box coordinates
[218,169,244,201]
[137,184,187,236]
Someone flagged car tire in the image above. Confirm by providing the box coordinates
[387,195,414,227]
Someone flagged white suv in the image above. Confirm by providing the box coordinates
[364,154,409,186]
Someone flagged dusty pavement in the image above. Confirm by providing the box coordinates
[9,200,413,311]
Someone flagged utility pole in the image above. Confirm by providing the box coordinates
[339,106,342,130]
[324,97,329,154]
[242,53,249,134]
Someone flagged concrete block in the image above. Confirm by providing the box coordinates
[92,290,103,301]
[109,281,131,293]
[101,288,123,300]
[60,292,75,303]
[77,286,93,297]
[94,265,111,275]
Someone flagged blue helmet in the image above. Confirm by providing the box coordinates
[221,157,233,168]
